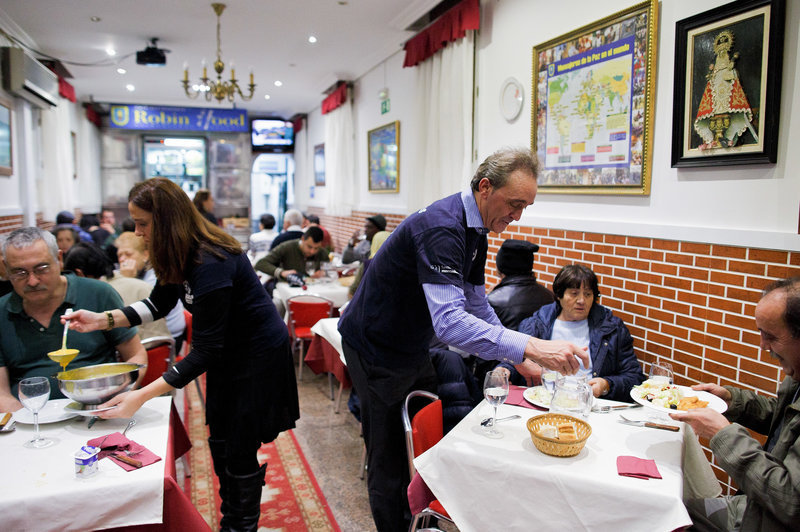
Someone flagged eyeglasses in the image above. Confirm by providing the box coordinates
[8,264,52,281]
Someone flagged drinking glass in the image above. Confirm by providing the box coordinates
[305,261,316,277]
[541,371,559,394]
[649,358,674,385]
[18,376,55,449]
[483,370,509,438]
[549,375,593,419]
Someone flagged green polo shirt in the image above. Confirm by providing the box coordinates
[0,273,137,399]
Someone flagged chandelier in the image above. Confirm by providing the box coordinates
[181,3,255,103]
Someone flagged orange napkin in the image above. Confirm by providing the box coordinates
[617,455,662,480]
[87,432,161,471]
[505,385,545,410]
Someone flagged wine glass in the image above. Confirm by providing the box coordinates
[647,358,674,420]
[18,376,55,449]
[649,358,674,385]
[483,370,510,438]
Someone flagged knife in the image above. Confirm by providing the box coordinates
[0,412,11,429]
[113,452,143,468]
[618,417,680,432]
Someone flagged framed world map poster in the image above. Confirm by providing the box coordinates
[531,0,657,195]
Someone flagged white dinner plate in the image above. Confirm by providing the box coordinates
[64,402,117,417]
[12,398,79,424]
[630,384,727,414]
[522,386,552,408]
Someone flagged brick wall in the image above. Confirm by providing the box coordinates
[0,214,53,235]
[323,212,793,493]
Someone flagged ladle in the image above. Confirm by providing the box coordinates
[61,307,73,351]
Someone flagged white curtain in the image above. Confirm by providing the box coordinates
[293,118,308,200]
[409,31,475,211]
[39,100,75,220]
[323,92,355,216]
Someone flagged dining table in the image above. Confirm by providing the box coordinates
[274,277,352,311]
[0,396,208,531]
[414,389,721,532]
[306,317,351,413]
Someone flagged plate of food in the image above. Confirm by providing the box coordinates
[523,386,553,409]
[630,380,727,414]
[12,398,79,424]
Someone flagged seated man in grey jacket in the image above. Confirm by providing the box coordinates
[671,276,800,531]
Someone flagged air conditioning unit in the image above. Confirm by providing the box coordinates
[1,47,59,108]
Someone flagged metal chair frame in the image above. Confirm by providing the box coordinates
[401,390,456,532]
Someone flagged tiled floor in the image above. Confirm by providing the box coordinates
[292,372,376,531]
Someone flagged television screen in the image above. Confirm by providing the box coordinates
[251,118,293,150]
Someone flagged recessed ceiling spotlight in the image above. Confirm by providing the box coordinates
[117,68,127,75]
[264,94,271,100]
[106,47,116,57]
[126,84,135,92]
[90,16,101,22]
[308,35,317,44]
[274,80,282,87]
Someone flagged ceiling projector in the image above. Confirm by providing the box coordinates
[136,38,167,66]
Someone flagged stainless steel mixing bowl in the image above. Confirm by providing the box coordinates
[57,362,143,405]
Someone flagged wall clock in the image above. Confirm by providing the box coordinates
[500,77,524,122]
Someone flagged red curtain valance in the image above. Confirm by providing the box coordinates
[58,76,76,102]
[321,82,348,115]
[403,0,480,68]
[85,105,101,127]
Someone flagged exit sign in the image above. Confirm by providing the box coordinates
[380,99,391,114]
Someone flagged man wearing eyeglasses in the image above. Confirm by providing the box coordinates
[0,227,147,412]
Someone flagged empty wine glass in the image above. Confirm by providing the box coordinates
[483,370,509,438]
[18,376,55,449]
[649,358,674,385]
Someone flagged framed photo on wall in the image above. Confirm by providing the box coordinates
[671,0,785,167]
[314,143,325,186]
[367,121,399,193]
[531,0,658,195]
[0,99,12,176]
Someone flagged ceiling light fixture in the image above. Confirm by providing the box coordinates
[308,35,317,44]
[117,68,127,74]
[274,80,282,87]
[181,3,255,103]
[126,84,135,92]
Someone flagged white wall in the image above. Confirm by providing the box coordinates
[293,0,800,252]
[475,0,800,250]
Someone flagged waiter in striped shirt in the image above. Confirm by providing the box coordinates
[338,146,590,532]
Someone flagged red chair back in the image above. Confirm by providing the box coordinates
[182,309,193,357]
[411,400,443,457]
[141,343,170,387]
[286,295,333,340]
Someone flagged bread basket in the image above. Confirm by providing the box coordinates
[527,413,591,457]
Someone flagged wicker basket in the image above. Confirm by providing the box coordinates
[527,413,592,457]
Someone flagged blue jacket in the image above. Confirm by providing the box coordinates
[513,302,645,402]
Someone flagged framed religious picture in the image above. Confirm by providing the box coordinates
[314,143,325,186]
[531,0,657,195]
[671,0,785,167]
[0,99,12,176]
[367,121,399,193]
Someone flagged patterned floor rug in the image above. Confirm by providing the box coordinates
[183,379,340,531]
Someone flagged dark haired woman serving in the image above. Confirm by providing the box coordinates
[65,178,299,531]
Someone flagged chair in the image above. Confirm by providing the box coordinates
[286,294,334,381]
[140,336,175,387]
[401,390,454,531]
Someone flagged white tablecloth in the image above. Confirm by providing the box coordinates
[310,317,344,360]
[414,399,695,531]
[0,396,173,531]
[275,279,351,309]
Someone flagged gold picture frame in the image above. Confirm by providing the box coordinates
[531,0,658,195]
[367,121,399,193]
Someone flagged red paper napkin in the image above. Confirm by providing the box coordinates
[87,432,162,471]
[617,455,662,480]
[505,385,546,410]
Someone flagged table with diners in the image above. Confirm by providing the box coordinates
[274,278,352,311]
[0,396,207,531]
[414,394,721,532]
[305,317,351,412]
